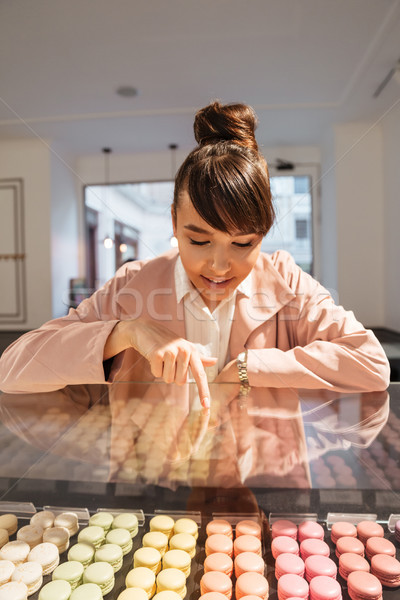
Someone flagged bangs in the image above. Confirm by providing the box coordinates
[186,154,273,235]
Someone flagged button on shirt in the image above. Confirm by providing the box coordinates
[174,256,252,382]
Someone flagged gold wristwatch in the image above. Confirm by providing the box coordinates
[237,349,250,397]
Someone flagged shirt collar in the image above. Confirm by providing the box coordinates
[174,255,252,304]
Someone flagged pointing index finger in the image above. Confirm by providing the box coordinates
[189,353,212,409]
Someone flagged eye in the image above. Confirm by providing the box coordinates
[233,241,253,248]
[189,238,209,246]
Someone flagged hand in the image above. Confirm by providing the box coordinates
[105,319,217,409]
[214,358,240,384]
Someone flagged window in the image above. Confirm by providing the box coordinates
[295,218,308,240]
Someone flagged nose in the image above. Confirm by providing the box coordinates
[208,248,231,275]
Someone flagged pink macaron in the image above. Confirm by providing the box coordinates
[206,521,233,539]
[299,538,330,561]
[277,573,309,600]
[275,553,305,580]
[200,593,229,600]
[330,521,357,545]
[200,571,233,600]
[309,575,342,600]
[347,571,382,600]
[335,536,364,559]
[235,521,262,541]
[356,521,384,546]
[234,552,264,577]
[233,535,261,558]
[371,554,400,588]
[271,520,298,541]
[365,536,396,561]
[235,572,268,600]
[304,555,337,582]
[338,552,370,581]
[298,521,324,543]
[205,535,233,558]
[271,536,299,559]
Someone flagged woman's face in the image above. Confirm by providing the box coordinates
[173,190,263,310]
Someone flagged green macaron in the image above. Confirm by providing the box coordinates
[52,560,84,590]
[77,526,105,549]
[89,512,114,533]
[95,543,124,572]
[112,513,139,538]
[68,542,95,567]
[105,528,133,555]
[38,579,72,600]
[83,561,115,595]
[70,583,103,600]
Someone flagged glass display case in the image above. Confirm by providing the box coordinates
[0,382,399,599]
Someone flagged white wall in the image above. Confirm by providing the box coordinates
[0,139,53,330]
[50,147,81,318]
[382,101,400,332]
[335,122,385,327]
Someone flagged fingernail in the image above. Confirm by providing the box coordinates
[203,397,210,409]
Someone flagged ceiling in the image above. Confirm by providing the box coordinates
[1,0,400,155]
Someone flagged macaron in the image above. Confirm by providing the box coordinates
[271,536,300,559]
[206,520,233,539]
[0,581,28,600]
[52,560,84,589]
[95,543,123,572]
[83,561,115,596]
[156,568,186,598]
[169,533,196,558]
[68,542,95,567]
[134,547,162,574]
[234,552,264,577]
[199,594,229,600]
[89,512,114,533]
[0,541,30,565]
[70,583,103,600]
[338,552,370,580]
[162,550,191,578]
[11,561,43,595]
[54,512,79,537]
[335,536,364,559]
[277,574,309,600]
[205,534,233,558]
[235,520,262,540]
[112,513,139,538]
[304,555,337,582]
[200,571,232,599]
[0,560,15,586]
[330,521,357,545]
[356,521,384,545]
[298,521,325,543]
[300,538,330,561]
[395,519,400,544]
[347,571,382,600]
[43,527,70,554]
[78,526,105,550]
[117,589,149,600]
[309,575,342,600]
[149,516,175,539]
[205,553,234,577]
[30,511,55,531]
[233,535,261,557]
[125,567,156,598]
[365,536,396,561]
[235,572,268,600]
[271,520,298,540]
[0,515,18,536]
[0,531,8,550]
[143,532,169,557]
[173,518,198,540]
[38,579,72,600]
[105,528,133,555]
[28,542,60,575]
[371,554,400,588]
[274,553,305,580]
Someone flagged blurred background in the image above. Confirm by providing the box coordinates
[0,0,399,374]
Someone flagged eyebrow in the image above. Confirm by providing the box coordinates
[183,224,212,234]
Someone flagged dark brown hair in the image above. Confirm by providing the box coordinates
[173,101,274,235]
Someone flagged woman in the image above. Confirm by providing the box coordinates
[0,102,390,403]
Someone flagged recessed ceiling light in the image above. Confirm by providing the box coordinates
[116,86,139,98]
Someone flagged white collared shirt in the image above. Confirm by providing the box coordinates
[174,255,252,381]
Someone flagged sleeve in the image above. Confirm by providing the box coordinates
[247,254,390,393]
[0,267,136,394]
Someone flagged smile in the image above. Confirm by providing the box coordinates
[201,275,234,289]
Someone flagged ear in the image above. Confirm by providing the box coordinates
[171,205,177,236]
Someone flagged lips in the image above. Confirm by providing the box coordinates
[200,275,234,289]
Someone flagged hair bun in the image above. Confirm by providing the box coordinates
[194,101,258,152]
